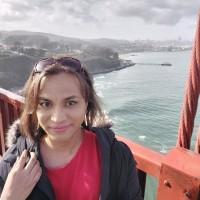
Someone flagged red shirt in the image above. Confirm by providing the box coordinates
[46,130,101,200]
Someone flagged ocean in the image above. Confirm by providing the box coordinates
[94,50,195,153]
[94,50,195,199]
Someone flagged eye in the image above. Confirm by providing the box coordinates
[65,100,77,107]
[38,100,51,108]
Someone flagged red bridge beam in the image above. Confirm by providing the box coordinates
[117,136,164,179]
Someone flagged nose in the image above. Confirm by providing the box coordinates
[50,106,66,123]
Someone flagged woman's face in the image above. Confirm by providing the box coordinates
[36,72,87,143]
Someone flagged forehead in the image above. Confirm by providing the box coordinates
[38,73,82,98]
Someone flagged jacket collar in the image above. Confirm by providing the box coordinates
[91,127,115,200]
[35,141,55,200]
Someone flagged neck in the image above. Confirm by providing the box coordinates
[42,129,84,153]
[40,129,84,168]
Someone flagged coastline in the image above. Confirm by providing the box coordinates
[92,60,136,75]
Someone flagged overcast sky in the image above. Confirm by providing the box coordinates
[0,0,200,41]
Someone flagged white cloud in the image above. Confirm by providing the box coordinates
[1,0,199,25]
[0,0,199,40]
[113,0,200,25]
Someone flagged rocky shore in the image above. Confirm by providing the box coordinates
[92,59,135,75]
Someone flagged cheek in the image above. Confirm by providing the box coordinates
[36,110,47,124]
[70,105,87,121]
[70,108,85,120]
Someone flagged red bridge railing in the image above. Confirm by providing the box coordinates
[1,88,200,199]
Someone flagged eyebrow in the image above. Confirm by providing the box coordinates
[38,95,80,101]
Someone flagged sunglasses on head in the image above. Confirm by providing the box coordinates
[33,57,82,74]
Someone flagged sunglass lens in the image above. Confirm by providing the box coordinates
[34,57,82,74]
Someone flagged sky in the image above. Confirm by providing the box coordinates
[0,0,200,41]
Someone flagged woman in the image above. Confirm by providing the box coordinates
[0,57,142,200]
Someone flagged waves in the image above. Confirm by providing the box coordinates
[94,51,192,153]
[106,98,179,152]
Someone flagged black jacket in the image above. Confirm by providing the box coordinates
[0,121,142,200]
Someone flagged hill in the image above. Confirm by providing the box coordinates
[0,31,134,90]
[0,55,37,90]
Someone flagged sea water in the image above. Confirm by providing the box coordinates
[94,50,196,199]
[94,50,195,153]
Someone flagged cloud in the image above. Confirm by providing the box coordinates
[113,0,200,25]
[0,0,199,26]
[0,0,102,23]
[0,0,54,21]
[56,0,100,23]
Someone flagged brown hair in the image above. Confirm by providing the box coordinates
[19,60,108,140]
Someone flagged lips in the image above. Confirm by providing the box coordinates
[49,124,72,133]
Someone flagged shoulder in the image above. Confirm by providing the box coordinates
[5,119,33,155]
[0,120,28,180]
[113,139,131,152]
[0,158,12,181]
[92,126,136,163]
[0,147,18,193]
[89,126,115,141]
[0,144,18,187]
[0,144,18,170]
[0,119,21,168]
[111,139,136,165]
[90,126,115,143]
[6,119,21,148]
[91,127,134,154]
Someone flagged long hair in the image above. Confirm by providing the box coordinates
[19,61,109,140]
